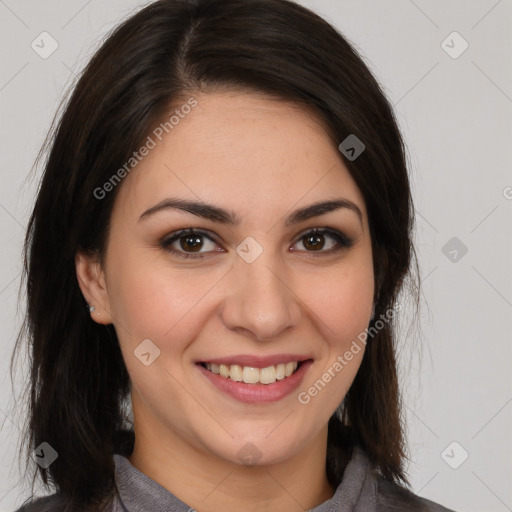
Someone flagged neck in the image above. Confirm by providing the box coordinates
[128,408,335,512]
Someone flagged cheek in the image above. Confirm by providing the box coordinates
[106,251,225,348]
[107,259,217,403]
[294,267,372,412]
[298,256,374,346]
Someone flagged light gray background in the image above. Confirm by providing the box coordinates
[1,1,511,511]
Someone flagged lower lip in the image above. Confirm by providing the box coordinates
[196,360,313,404]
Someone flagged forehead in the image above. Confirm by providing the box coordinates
[112,90,367,224]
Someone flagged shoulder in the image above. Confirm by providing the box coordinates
[337,446,456,512]
[375,474,456,511]
[14,494,67,512]
[14,493,117,512]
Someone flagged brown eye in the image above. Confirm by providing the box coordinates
[292,228,354,256]
[161,229,222,259]
[302,232,326,251]
[179,234,204,252]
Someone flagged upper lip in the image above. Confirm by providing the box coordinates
[197,354,313,368]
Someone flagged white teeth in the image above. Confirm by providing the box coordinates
[259,366,277,384]
[203,361,301,384]
[242,367,260,384]
[229,364,243,382]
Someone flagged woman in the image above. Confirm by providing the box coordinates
[13,0,454,510]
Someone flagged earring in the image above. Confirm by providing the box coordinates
[89,305,100,317]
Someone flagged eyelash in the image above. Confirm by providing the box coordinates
[160,227,355,260]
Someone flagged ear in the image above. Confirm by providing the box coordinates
[75,250,113,325]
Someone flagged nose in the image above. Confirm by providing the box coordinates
[219,251,302,341]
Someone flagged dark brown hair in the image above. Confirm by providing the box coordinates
[12,0,418,509]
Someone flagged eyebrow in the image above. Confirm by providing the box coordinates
[138,197,363,226]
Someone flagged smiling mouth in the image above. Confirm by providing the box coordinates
[200,361,303,385]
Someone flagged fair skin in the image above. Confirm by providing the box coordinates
[76,90,374,512]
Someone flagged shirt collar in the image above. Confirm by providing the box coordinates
[113,454,191,512]
[113,446,374,512]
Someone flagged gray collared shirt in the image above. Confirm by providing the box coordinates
[110,447,455,512]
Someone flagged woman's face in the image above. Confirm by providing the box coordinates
[79,90,374,466]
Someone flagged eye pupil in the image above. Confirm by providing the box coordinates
[304,234,325,251]
[181,235,203,252]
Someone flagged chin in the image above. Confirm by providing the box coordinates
[208,429,309,468]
